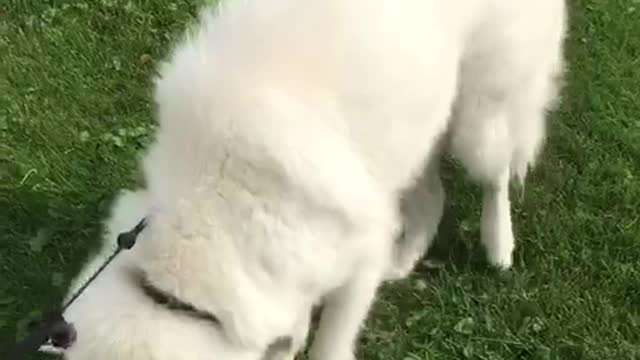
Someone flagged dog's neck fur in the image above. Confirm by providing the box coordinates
[130,194,311,350]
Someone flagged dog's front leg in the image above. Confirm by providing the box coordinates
[308,266,382,360]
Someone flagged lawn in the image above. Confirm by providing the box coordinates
[1,0,639,359]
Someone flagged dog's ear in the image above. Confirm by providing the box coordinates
[262,335,293,360]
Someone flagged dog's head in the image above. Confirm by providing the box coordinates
[46,256,293,360]
[38,191,296,360]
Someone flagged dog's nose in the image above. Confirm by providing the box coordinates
[50,321,77,349]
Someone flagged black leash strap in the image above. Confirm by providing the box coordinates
[3,218,147,360]
[61,218,147,312]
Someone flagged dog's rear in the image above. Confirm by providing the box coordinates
[450,0,566,185]
[391,0,567,277]
[449,0,566,267]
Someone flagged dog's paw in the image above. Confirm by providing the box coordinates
[308,345,355,360]
[309,353,355,360]
[481,223,514,270]
[383,263,414,281]
[422,258,445,269]
[485,247,513,269]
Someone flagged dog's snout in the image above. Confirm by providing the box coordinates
[50,321,77,349]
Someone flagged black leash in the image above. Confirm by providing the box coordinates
[61,218,146,312]
[3,218,147,360]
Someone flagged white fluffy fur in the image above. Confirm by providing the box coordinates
[59,0,566,359]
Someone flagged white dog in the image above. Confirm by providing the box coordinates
[56,0,566,359]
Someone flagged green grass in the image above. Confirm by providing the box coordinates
[1,0,639,359]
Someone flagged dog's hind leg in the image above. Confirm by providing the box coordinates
[449,0,565,269]
[448,76,516,267]
[480,167,515,268]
